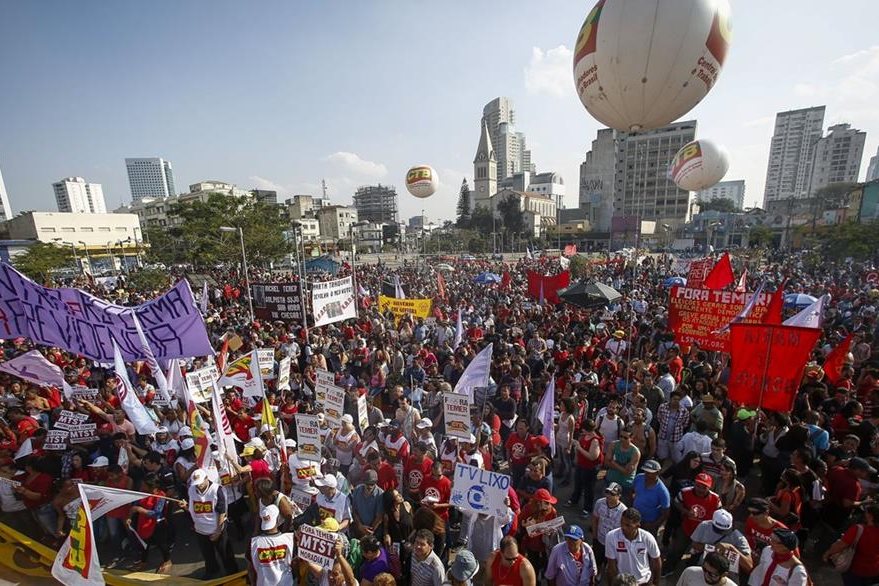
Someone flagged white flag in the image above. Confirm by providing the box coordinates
[454,308,463,350]
[131,312,171,403]
[210,380,238,461]
[112,341,158,435]
[712,280,767,335]
[166,358,187,405]
[783,293,829,329]
[394,275,406,299]
[52,483,153,586]
[201,281,209,314]
[453,343,493,402]
[535,377,556,457]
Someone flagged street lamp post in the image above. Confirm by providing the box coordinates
[106,241,119,277]
[78,241,91,274]
[220,226,254,323]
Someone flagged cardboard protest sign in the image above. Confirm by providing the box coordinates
[443,394,471,439]
[295,414,322,462]
[297,524,337,568]
[668,287,774,352]
[53,410,90,431]
[289,487,315,511]
[256,349,275,380]
[377,296,433,320]
[322,385,345,428]
[277,357,291,392]
[185,364,219,402]
[450,463,511,518]
[44,429,69,451]
[68,424,98,444]
[356,395,369,433]
[250,282,303,322]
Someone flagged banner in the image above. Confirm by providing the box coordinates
[453,343,493,402]
[217,352,262,399]
[728,323,822,412]
[323,385,345,428]
[289,486,315,511]
[113,342,158,435]
[250,282,303,322]
[211,381,237,462]
[377,296,433,320]
[256,348,275,380]
[668,287,774,352]
[312,277,356,327]
[53,410,90,431]
[295,414,322,462]
[314,369,334,407]
[0,263,212,362]
[44,429,68,451]
[0,350,65,390]
[443,393,471,439]
[686,258,714,289]
[186,364,220,403]
[526,271,571,305]
[277,357,291,392]
[356,395,368,433]
[535,378,556,457]
[450,463,511,518]
[297,524,337,568]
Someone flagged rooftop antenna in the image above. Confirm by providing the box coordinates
[321,179,327,199]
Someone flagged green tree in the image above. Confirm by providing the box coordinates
[150,193,293,268]
[699,198,738,213]
[812,220,879,260]
[456,179,472,228]
[13,242,73,282]
[469,205,495,234]
[748,224,774,248]
[126,268,171,293]
[497,194,525,235]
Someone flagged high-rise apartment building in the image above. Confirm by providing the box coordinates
[0,164,12,222]
[762,106,825,212]
[125,157,177,202]
[810,123,866,195]
[482,97,534,180]
[578,129,617,232]
[52,177,106,214]
[867,147,879,182]
[696,180,746,210]
[353,184,398,224]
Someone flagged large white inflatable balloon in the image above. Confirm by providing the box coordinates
[573,0,732,132]
[668,139,729,191]
[405,165,438,198]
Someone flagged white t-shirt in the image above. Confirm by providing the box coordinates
[747,547,808,586]
[0,479,26,512]
[677,566,735,586]
[316,489,352,524]
[593,498,627,545]
[250,532,296,586]
[604,527,661,585]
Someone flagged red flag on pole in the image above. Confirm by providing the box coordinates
[762,278,788,325]
[437,271,446,300]
[728,323,821,411]
[703,253,735,290]
[823,334,854,387]
[526,270,571,305]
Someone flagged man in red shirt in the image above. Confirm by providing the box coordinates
[6,408,39,444]
[403,442,433,503]
[505,419,532,488]
[824,457,876,531]
[666,472,720,572]
[666,346,685,383]
[366,451,397,492]
[419,461,452,521]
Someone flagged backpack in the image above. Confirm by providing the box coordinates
[596,414,623,443]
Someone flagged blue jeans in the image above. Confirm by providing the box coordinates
[33,503,56,536]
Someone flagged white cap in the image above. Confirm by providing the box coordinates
[180,438,195,450]
[341,414,354,425]
[314,475,338,489]
[260,504,280,531]
[283,439,297,449]
[712,509,734,531]
[415,418,432,429]
[190,468,208,486]
[88,456,109,467]
[177,426,192,437]
[247,437,266,449]
[156,426,169,434]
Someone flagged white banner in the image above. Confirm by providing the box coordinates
[315,369,334,407]
[312,277,356,327]
[356,395,369,432]
[256,348,275,380]
[185,364,219,403]
[443,393,471,439]
[297,524,337,568]
[450,463,511,518]
[323,385,345,428]
[277,357,291,392]
[295,414,322,462]
[289,486,315,511]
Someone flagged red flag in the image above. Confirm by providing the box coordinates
[703,253,735,290]
[501,270,511,290]
[823,334,854,386]
[687,258,714,289]
[437,272,446,300]
[728,323,821,411]
[217,338,230,373]
[526,270,571,305]
[563,244,577,257]
[762,278,788,325]
[735,269,748,293]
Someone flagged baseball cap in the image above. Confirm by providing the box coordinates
[341,414,354,425]
[563,525,585,540]
[712,509,733,531]
[260,505,280,531]
[180,438,195,450]
[314,475,338,489]
[190,468,208,486]
[641,460,661,474]
[320,517,340,532]
[247,437,266,449]
[605,482,622,495]
[736,408,757,421]
[448,550,479,582]
[773,528,799,551]
[415,418,432,429]
[88,456,109,467]
[363,470,378,485]
[533,488,557,504]
[850,457,878,474]
[283,438,298,449]
[177,426,192,437]
[694,472,713,488]
[156,426,169,434]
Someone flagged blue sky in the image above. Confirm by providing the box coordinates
[2,0,878,222]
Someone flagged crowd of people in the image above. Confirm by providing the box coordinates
[1,249,878,586]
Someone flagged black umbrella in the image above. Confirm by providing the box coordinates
[558,280,622,309]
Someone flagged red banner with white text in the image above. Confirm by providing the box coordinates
[668,287,774,352]
[728,323,821,412]
[686,258,714,289]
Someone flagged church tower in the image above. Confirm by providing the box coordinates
[472,118,497,211]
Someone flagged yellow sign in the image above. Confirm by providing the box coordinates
[378,296,433,320]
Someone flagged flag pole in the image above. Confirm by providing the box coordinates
[753,326,775,439]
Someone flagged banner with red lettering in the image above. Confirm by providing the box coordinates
[686,258,714,289]
[526,271,571,305]
[668,287,775,351]
[728,323,821,411]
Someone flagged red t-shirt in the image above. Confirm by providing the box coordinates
[419,475,452,520]
[744,516,788,551]
[827,465,862,508]
[404,456,433,494]
[679,488,721,536]
[376,462,398,492]
[22,472,53,509]
[505,433,531,466]
[576,434,602,469]
[844,524,879,577]
[232,414,256,442]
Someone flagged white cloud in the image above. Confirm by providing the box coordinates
[743,116,773,128]
[524,45,574,98]
[794,46,879,125]
[324,151,388,178]
[249,175,289,195]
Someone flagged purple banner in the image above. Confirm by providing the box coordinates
[0,350,65,387]
[0,264,212,362]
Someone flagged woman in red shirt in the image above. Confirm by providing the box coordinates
[129,473,173,574]
[769,468,803,531]
[823,503,879,585]
[517,488,558,575]
[14,458,55,537]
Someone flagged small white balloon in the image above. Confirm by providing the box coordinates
[406,165,438,198]
[668,139,729,191]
